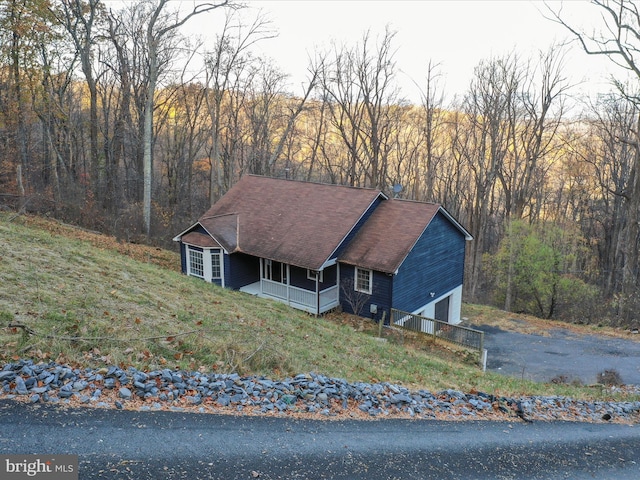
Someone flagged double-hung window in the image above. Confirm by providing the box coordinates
[355,267,372,294]
[188,247,204,278]
[210,249,222,279]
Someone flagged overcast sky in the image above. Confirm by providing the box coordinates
[162,0,627,105]
[197,0,621,103]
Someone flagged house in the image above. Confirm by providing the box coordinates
[173,175,472,324]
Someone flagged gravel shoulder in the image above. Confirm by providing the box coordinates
[1,359,639,425]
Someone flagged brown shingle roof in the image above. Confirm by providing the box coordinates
[181,231,222,248]
[198,175,385,270]
[339,199,441,274]
[199,214,238,252]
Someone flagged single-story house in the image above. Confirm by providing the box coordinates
[173,175,472,324]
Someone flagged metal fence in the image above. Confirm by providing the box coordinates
[390,309,486,368]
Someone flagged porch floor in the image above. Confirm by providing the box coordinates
[239,281,261,296]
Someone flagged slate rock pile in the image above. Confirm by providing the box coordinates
[1,359,639,423]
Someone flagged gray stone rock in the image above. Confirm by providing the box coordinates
[118,387,132,399]
[14,376,28,395]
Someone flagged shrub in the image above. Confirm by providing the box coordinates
[596,369,623,386]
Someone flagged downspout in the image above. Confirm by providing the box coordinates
[388,272,394,326]
[220,252,225,288]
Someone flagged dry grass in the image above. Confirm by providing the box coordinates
[0,213,637,402]
[462,303,640,341]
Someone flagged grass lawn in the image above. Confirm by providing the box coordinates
[0,212,637,402]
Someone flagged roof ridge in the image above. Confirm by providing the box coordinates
[244,174,383,194]
[389,197,441,207]
[200,212,238,220]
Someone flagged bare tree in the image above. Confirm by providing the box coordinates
[320,27,404,189]
[460,54,521,301]
[549,0,640,324]
[415,61,446,201]
[500,45,569,220]
[0,0,53,211]
[204,9,274,203]
[54,0,103,206]
[140,0,229,236]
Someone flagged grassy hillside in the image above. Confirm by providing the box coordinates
[0,213,635,401]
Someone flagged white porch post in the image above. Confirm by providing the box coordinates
[315,273,320,316]
[287,264,291,305]
[336,263,341,307]
[259,258,264,294]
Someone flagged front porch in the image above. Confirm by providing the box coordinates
[240,279,339,315]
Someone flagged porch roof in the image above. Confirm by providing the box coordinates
[197,175,385,270]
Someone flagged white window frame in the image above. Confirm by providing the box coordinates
[186,246,223,283]
[307,269,324,282]
[187,247,204,279]
[355,267,372,294]
[210,249,222,280]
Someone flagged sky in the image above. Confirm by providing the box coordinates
[185,0,622,104]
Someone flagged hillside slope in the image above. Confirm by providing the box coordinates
[0,213,631,400]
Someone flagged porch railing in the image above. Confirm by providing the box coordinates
[261,279,339,314]
[319,285,339,310]
[391,308,486,368]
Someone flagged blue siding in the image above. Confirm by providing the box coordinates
[222,253,231,287]
[227,253,259,289]
[289,264,337,290]
[322,264,338,288]
[179,242,187,273]
[392,211,466,312]
[339,265,392,323]
[331,196,384,261]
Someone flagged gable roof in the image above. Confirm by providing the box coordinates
[339,199,472,274]
[193,175,386,270]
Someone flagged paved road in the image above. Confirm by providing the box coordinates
[1,400,639,479]
[478,324,640,385]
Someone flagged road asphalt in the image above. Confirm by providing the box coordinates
[1,399,639,479]
[477,324,640,385]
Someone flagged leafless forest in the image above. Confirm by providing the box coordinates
[1,0,639,326]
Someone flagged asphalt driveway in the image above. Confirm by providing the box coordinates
[477,324,640,385]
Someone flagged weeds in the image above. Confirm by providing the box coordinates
[597,369,624,386]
